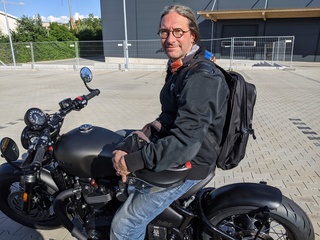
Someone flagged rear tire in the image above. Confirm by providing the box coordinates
[0,171,61,229]
[202,196,314,240]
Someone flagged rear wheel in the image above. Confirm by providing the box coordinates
[202,196,314,240]
[0,172,61,229]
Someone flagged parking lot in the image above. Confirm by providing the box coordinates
[0,62,319,239]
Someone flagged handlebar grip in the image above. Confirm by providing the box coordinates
[86,89,100,101]
[31,146,46,169]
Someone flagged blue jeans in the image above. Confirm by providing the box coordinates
[110,179,200,240]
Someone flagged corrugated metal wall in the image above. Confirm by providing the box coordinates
[101,0,320,61]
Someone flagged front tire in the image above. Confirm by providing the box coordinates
[202,196,314,240]
[0,171,61,229]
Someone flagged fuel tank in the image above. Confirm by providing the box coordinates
[54,124,123,178]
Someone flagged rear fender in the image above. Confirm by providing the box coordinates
[201,182,282,213]
[195,183,283,239]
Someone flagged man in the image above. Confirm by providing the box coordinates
[111,4,229,239]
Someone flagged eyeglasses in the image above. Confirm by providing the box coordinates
[158,28,190,39]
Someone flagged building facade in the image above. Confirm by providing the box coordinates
[0,11,18,35]
[100,0,320,62]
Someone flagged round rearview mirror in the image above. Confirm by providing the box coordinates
[0,137,19,162]
[80,67,93,83]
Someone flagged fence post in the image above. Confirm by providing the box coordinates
[289,36,295,68]
[229,37,235,70]
[75,41,79,70]
[271,42,275,65]
[276,37,280,61]
[123,40,129,70]
[30,42,35,70]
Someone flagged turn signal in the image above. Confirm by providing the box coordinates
[23,192,28,202]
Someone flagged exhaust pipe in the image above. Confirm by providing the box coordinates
[53,188,87,240]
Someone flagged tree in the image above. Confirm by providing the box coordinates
[11,14,48,42]
[80,14,101,30]
[48,22,78,41]
[77,14,102,41]
[0,29,11,64]
[1,13,103,64]
[0,29,9,43]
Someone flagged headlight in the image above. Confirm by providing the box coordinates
[20,126,40,150]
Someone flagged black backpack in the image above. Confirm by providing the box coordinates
[215,64,257,170]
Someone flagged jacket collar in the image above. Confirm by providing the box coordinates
[168,45,200,73]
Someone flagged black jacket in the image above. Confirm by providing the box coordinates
[125,48,229,179]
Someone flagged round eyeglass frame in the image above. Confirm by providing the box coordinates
[158,28,190,39]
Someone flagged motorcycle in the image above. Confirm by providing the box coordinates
[0,67,314,240]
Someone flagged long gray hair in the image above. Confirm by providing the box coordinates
[159,5,200,44]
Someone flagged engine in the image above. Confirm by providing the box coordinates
[77,177,126,239]
[80,178,114,205]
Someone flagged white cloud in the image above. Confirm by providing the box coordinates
[41,15,69,24]
[74,12,85,21]
[40,12,99,24]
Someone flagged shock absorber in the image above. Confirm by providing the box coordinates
[21,173,36,213]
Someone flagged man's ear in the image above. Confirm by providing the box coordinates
[191,32,196,44]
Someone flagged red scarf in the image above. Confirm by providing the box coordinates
[170,59,183,73]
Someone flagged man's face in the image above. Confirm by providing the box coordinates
[160,12,195,62]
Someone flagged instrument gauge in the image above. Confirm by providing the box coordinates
[24,108,47,128]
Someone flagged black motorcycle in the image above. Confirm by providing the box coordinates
[0,67,314,240]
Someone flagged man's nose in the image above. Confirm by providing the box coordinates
[166,31,176,42]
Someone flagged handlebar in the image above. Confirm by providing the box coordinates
[20,68,100,172]
[46,88,101,136]
[29,129,51,170]
[30,145,46,170]
[57,88,100,115]
[86,89,100,101]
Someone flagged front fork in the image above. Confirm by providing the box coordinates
[21,173,37,213]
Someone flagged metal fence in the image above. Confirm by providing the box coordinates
[202,36,295,69]
[0,36,294,70]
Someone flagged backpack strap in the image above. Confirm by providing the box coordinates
[185,60,216,79]
[172,57,215,97]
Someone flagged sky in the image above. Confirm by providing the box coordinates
[1,0,101,23]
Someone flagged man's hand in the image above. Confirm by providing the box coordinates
[112,150,130,183]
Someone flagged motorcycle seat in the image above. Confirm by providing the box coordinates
[179,171,215,199]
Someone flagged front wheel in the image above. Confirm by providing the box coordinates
[0,170,61,229]
[202,196,314,240]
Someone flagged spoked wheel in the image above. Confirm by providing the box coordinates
[0,171,61,229]
[202,196,314,240]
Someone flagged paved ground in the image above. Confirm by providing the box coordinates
[0,61,319,239]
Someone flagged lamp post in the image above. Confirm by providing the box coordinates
[2,0,16,66]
